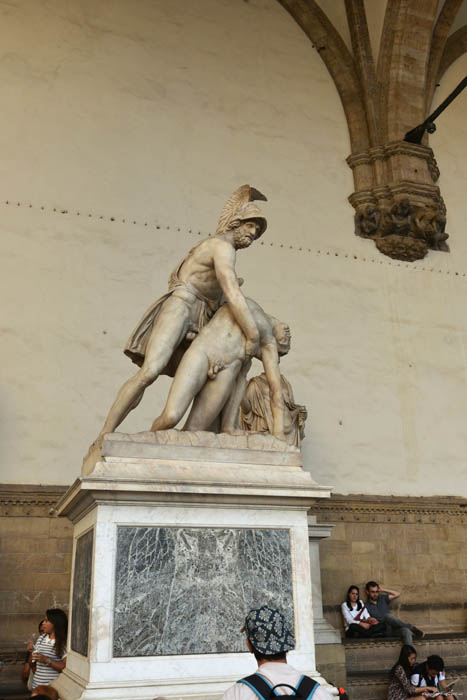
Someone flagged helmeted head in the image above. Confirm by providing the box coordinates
[229,201,267,239]
[243,604,295,656]
[230,218,264,250]
[216,185,268,240]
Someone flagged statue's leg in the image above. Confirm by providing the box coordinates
[220,359,251,432]
[184,359,243,432]
[98,298,189,436]
[150,345,209,431]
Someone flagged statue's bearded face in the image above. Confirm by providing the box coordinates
[233,221,260,249]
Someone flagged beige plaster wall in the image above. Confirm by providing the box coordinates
[2,1,467,497]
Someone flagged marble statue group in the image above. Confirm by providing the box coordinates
[90,185,307,454]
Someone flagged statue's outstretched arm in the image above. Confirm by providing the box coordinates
[213,244,259,357]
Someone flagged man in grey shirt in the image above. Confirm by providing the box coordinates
[365,581,424,645]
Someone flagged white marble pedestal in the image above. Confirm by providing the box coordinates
[308,519,341,645]
[54,431,334,700]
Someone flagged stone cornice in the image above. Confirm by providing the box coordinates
[389,180,440,200]
[347,141,434,169]
[310,493,467,524]
[384,140,433,160]
[0,484,68,516]
[3,486,467,525]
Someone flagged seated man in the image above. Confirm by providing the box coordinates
[411,655,456,700]
[151,298,291,441]
[365,581,424,646]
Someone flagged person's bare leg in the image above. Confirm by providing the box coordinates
[184,360,242,431]
[97,298,189,438]
[150,345,210,431]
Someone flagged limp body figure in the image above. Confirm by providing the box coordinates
[151,298,291,440]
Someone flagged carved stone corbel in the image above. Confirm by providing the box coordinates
[348,141,449,261]
[277,0,461,262]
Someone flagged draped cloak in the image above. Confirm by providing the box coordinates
[239,373,307,447]
[123,249,220,377]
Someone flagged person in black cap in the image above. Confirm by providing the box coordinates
[221,604,333,699]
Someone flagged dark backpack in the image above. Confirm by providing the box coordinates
[237,672,319,699]
[412,662,439,688]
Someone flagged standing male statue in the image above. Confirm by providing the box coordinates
[89,185,267,449]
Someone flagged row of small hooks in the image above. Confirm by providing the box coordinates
[3,199,464,276]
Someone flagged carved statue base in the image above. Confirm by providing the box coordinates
[53,431,336,699]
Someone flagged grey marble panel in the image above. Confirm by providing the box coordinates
[113,526,293,657]
[70,528,93,656]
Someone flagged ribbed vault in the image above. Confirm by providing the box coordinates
[277,0,467,261]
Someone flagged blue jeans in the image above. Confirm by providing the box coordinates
[382,613,414,645]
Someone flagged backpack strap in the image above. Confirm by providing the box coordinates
[295,675,320,699]
[412,664,425,688]
[237,673,319,699]
[237,673,277,699]
[271,683,301,694]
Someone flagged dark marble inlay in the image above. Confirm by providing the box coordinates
[70,529,93,656]
[113,526,293,657]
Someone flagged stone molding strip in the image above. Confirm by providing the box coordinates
[4,199,467,273]
[310,493,467,525]
[325,602,467,615]
[3,487,467,521]
[0,484,67,516]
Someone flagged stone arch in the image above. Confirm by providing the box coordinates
[437,25,467,82]
[425,0,464,113]
[277,0,370,153]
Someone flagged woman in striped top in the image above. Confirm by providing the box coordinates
[31,608,68,689]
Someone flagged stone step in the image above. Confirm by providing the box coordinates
[347,671,467,700]
[0,662,30,698]
[344,634,467,671]
[347,676,388,700]
[344,635,467,700]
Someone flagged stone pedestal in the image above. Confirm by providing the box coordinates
[308,519,341,646]
[54,431,334,699]
[308,519,345,690]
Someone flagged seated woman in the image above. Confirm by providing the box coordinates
[387,645,437,700]
[341,585,385,638]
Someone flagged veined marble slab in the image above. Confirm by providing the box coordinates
[113,526,293,657]
[70,528,93,656]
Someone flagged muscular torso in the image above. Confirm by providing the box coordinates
[176,237,233,303]
[193,298,274,364]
